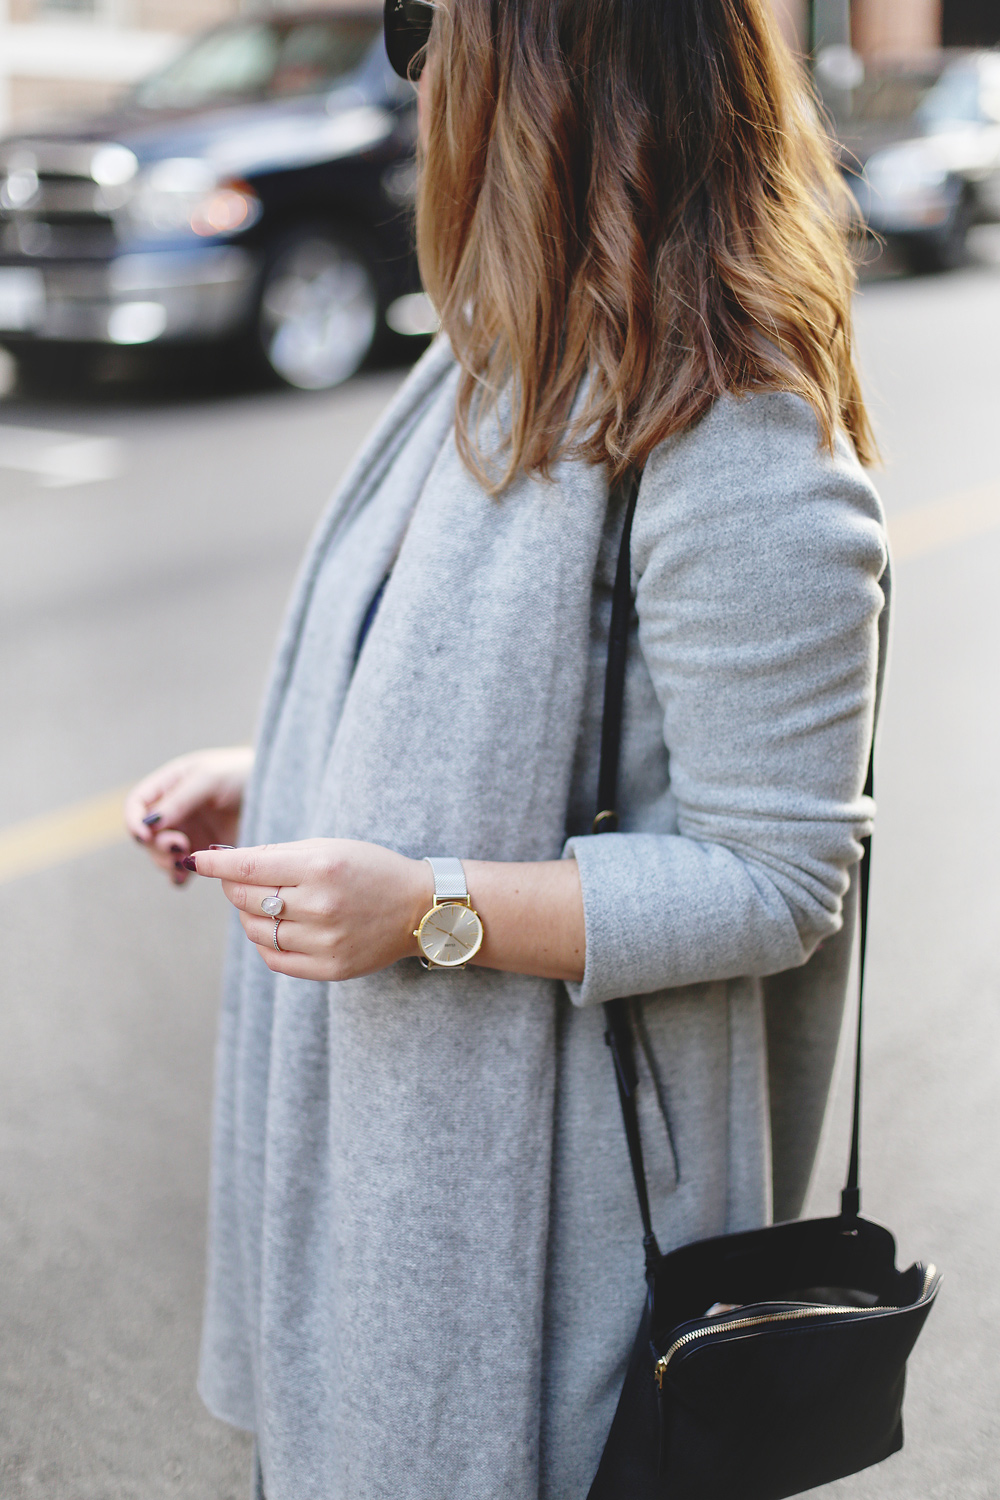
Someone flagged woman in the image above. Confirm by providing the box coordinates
[126,2,888,1496]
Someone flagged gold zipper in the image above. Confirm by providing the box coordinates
[653,1305,862,1389]
[652,1266,936,1389]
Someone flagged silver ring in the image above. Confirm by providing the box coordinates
[272,918,282,952]
[261,886,285,918]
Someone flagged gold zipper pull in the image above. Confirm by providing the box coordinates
[654,1357,668,1390]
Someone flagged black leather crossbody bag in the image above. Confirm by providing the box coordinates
[586,478,940,1500]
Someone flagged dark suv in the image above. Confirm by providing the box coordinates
[837,50,1000,272]
[0,7,430,389]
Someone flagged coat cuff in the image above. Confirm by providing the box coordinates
[562,829,812,1006]
[562,831,669,1006]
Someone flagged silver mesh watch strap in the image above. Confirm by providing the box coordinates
[424,856,468,902]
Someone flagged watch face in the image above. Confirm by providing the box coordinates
[417,902,484,967]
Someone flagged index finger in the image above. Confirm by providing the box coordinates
[190,844,303,887]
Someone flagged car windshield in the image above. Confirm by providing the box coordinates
[916,65,983,129]
[132,16,382,110]
[843,71,941,125]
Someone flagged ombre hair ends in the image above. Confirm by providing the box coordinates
[415,0,875,492]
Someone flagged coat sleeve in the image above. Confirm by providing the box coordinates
[563,391,888,1007]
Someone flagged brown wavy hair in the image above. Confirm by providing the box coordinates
[414,0,875,492]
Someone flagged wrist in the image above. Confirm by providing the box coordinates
[404,856,436,958]
[227,744,255,787]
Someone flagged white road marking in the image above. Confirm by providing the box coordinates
[0,423,125,487]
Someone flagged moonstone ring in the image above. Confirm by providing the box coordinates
[261,887,285,917]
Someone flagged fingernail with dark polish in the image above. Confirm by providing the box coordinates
[142,812,162,826]
[181,855,197,872]
[209,844,235,850]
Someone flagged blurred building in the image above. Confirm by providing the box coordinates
[1,0,999,136]
[0,1,373,133]
[0,1,232,130]
[776,1,999,58]
[850,1,1000,56]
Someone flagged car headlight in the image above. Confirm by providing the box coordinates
[90,144,139,188]
[865,145,948,198]
[122,157,261,240]
[1,164,39,209]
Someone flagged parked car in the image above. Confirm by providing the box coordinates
[839,50,1000,272]
[0,7,434,389]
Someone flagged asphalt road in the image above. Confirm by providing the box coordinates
[1,246,999,1498]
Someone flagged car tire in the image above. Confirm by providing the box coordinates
[10,342,95,392]
[255,230,380,390]
[896,191,974,275]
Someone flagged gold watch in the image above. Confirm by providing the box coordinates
[413,856,484,970]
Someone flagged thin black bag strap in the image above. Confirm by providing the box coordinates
[594,469,875,1251]
[593,474,659,1276]
[840,748,873,1220]
[592,475,639,838]
[604,999,660,1277]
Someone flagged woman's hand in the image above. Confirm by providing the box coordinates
[189,843,587,984]
[190,840,433,980]
[125,747,255,886]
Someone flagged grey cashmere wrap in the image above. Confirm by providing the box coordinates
[198,338,889,1500]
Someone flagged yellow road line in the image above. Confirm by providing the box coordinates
[0,478,998,885]
[889,480,1000,561]
[0,787,130,884]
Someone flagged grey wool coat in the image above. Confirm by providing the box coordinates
[197,337,889,1500]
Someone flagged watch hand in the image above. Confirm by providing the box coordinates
[437,934,471,954]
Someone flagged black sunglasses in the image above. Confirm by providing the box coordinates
[384,0,436,80]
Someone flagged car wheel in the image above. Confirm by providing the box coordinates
[897,192,974,275]
[11,342,95,392]
[257,232,379,390]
